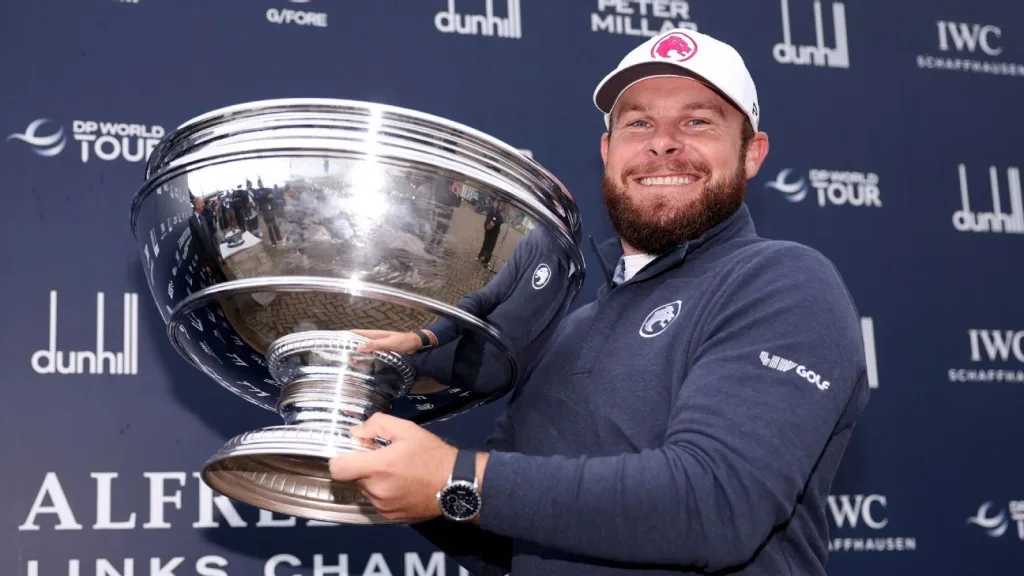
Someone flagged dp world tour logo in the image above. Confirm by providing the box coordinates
[968,502,1010,537]
[652,32,697,62]
[7,118,165,163]
[532,263,551,289]
[765,169,808,202]
[640,300,682,338]
[6,119,66,157]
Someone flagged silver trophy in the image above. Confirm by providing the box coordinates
[129,99,584,524]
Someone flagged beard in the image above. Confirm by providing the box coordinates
[602,157,747,255]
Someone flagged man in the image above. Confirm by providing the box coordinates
[328,29,870,575]
[189,195,219,268]
[256,181,282,246]
[428,181,463,253]
[477,199,505,266]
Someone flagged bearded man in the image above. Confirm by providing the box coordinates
[328,29,870,576]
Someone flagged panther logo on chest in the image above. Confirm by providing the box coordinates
[639,300,682,338]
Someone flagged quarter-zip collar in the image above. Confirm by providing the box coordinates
[590,203,758,296]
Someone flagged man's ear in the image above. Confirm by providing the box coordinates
[601,132,610,165]
[744,132,770,180]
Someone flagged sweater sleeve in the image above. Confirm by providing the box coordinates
[425,248,520,346]
[477,244,869,571]
[409,406,517,576]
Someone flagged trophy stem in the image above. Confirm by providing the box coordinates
[277,379,394,427]
[200,329,419,524]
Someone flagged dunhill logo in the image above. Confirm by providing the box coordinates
[773,0,850,69]
[31,291,139,375]
[435,0,522,38]
[953,165,1024,234]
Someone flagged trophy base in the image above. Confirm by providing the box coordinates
[201,424,402,525]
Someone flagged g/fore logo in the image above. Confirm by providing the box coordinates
[31,291,139,376]
[266,0,327,28]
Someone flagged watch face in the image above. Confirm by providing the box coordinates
[440,481,481,521]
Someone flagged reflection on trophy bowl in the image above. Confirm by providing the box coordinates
[224,230,245,248]
[129,99,584,524]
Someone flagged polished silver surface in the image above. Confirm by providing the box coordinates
[129,98,584,524]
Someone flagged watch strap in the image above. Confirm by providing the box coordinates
[412,329,434,349]
[452,449,476,483]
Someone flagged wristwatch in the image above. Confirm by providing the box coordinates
[436,450,482,522]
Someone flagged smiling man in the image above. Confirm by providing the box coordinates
[328,29,871,575]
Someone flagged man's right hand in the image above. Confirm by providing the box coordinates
[351,329,431,355]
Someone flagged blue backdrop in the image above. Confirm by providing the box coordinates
[2,0,1022,574]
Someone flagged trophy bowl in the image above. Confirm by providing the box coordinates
[129,99,584,524]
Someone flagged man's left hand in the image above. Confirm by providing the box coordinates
[328,413,457,523]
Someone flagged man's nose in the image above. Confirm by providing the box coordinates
[647,125,685,157]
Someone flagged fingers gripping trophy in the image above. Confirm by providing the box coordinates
[130,99,584,524]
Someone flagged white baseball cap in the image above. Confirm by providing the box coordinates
[593,29,760,132]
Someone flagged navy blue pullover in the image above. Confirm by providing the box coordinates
[413,225,579,395]
[413,203,870,575]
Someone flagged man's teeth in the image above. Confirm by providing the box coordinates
[638,176,696,186]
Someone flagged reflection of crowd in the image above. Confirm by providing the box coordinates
[194,177,286,249]
[188,170,533,276]
[393,172,464,255]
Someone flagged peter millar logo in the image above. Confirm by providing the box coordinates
[773,0,850,69]
[639,300,681,338]
[532,263,551,289]
[266,0,327,28]
[967,501,1024,541]
[32,291,139,376]
[949,329,1024,384]
[952,164,1024,234]
[765,168,881,208]
[7,118,164,163]
[435,0,522,39]
[591,0,698,37]
[918,21,1024,77]
[652,32,697,62]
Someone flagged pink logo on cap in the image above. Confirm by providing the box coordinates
[651,32,697,62]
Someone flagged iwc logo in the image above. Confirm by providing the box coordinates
[532,263,551,289]
[639,300,682,338]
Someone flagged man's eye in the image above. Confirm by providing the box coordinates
[629,120,649,128]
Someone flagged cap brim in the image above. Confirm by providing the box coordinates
[595,61,753,132]
[594,62,707,114]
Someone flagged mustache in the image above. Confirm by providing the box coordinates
[621,159,711,181]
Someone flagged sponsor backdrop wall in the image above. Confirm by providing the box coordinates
[1,0,1021,574]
